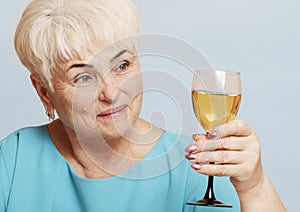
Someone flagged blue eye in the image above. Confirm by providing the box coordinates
[74,73,93,84]
[114,61,131,73]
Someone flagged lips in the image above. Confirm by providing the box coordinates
[97,105,127,119]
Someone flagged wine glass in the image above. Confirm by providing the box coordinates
[187,70,242,207]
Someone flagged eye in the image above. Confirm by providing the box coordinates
[74,73,94,84]
[114,60,131,74]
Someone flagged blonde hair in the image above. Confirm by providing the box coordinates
[14,0,139,90]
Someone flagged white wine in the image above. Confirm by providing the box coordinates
[192,90,241,132]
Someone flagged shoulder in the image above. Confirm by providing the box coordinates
[0,123,64,179]
[151,130,194,162]
[0,125,48,208]
[152,130,193,172]
[0,124,49,149]
[122,131,194,179]
[1,124,49,141]
[0,124,51,167]
[158,131,193,151]
[0,125,66,210]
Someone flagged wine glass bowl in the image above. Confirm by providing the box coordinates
[191,89,241,133]
[187,70,242,207]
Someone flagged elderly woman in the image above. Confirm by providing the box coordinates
[0,0,285,211]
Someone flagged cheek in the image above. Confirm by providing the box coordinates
[72,86,99,112]
[120,72,143,101]
[52,87,73,115]
[54,86,98,127]
[132,93,143,114]
[72,87,100,133]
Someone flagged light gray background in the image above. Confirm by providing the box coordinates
[1,0,299,211]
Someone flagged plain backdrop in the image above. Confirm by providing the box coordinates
[1,0,299,211]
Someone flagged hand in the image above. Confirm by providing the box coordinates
[185,119,264,192]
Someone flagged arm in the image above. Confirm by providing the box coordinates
[237,174,285,211]
[185,119,286,211]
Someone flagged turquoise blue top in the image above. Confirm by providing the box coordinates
[0,124,240,212]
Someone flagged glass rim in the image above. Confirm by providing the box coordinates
[194,69,241,75]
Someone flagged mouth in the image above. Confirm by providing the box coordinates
[97,105,128,119]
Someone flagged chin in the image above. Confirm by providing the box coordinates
[99,129,130,141]
[97,119,133,140]
[97,109,139,140]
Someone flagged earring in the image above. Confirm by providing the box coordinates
[45,111,55,122]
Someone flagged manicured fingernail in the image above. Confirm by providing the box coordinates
[184,145,196,153]
[188,154,197,159]
[185,153,197,160]
[190,145,196,151]
[192,134,201,141]
[191,163,201,170]
[208,131,217,139]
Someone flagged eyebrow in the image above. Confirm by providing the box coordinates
[66,63,93,72]
[110,50,134,62]
[66,50,134,72]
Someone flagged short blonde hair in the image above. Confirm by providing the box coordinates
[14,0,139,90]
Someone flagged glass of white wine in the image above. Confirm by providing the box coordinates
[187,70,242,207]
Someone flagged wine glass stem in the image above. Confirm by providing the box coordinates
[204,132,216,201]
[204,169,216,200]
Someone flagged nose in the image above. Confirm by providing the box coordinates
[98,75,120,103]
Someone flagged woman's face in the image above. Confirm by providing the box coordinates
[49,44,143,141]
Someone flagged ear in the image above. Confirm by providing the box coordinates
[30,74,55,115]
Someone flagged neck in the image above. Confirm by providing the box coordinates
[48,118,163,179]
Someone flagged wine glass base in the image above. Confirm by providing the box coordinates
[186,198,232,208]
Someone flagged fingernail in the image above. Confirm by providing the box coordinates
[208,131,217,139]
[188,154,197,159]
[185,153,197,160]
[190,145,196,152]
[191,163,201,170]
[192,134,201,141]
[184,145,196,153]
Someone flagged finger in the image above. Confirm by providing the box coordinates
[192,134,207,141]
[191,163,239,177]
[185,134,207,153]
[185,136,250,153]
[186,151,245,164]
[208,119,253,139]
